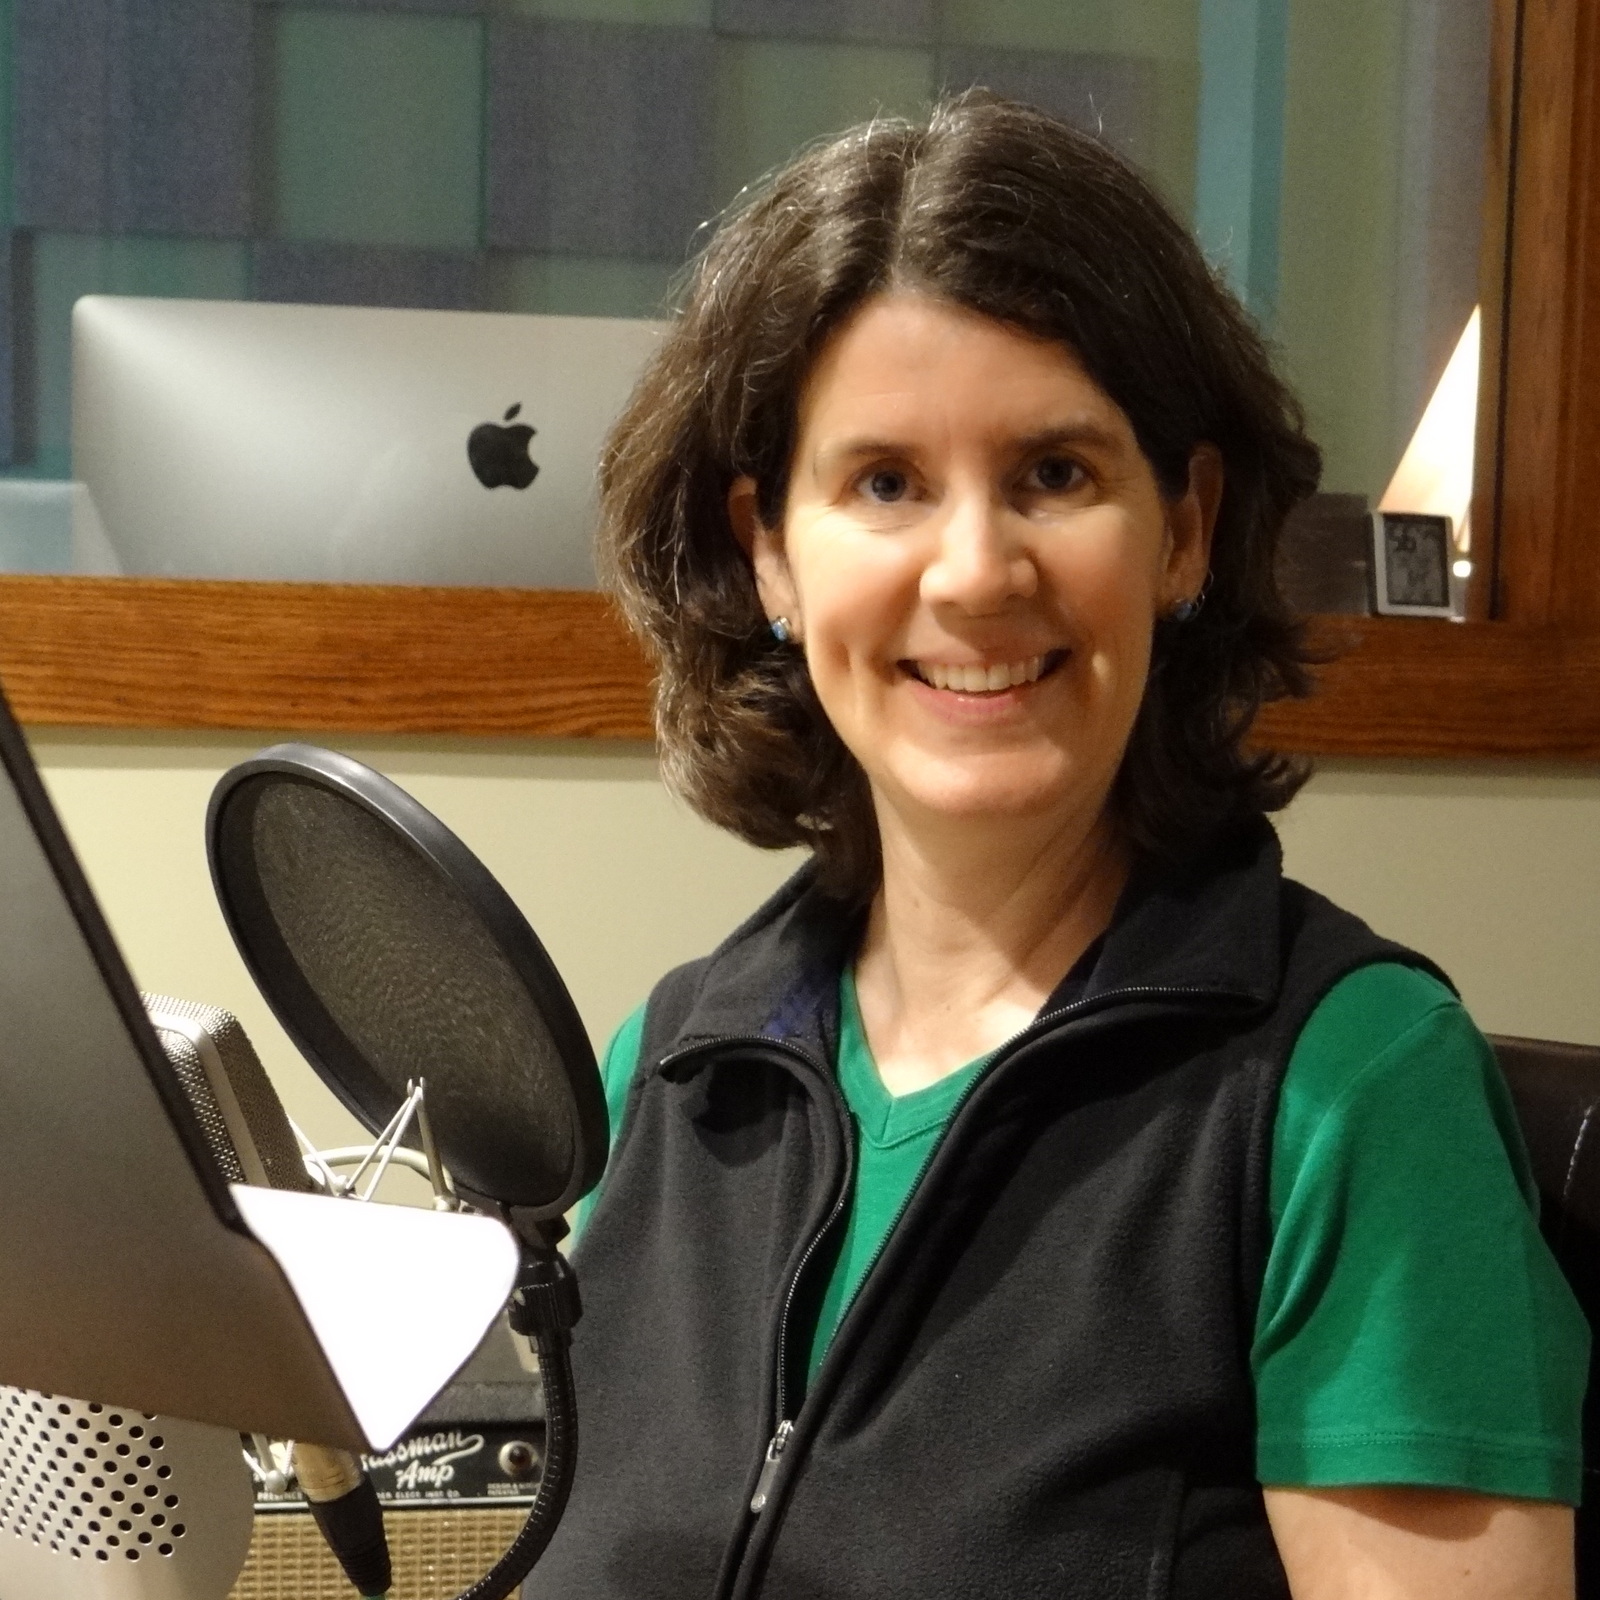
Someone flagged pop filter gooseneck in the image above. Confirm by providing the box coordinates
[207,746,610,1600]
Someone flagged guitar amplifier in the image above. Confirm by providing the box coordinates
[230,1321,543,1600]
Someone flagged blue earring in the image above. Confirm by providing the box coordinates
[770,616,793,643]
[1171,597,1199,623]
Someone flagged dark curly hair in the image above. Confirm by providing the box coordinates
[598,91,1321,904]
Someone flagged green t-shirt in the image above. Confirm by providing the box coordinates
[585,962,1589,1503]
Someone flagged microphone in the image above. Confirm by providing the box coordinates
[144,994,393,1600]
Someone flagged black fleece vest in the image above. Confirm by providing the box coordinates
[526,822,1438,1600]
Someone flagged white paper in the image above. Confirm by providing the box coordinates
[230,1186,519,1451]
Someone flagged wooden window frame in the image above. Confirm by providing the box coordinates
[3,0,1596,755]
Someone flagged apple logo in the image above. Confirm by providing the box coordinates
[467,403,539,489]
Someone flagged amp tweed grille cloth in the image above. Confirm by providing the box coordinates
[229,1507,528,1600]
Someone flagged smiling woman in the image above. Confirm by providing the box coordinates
[535,94,1587,1600]
[729,295,1225,1083]
[603,92,1319,906]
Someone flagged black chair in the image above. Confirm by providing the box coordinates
[1492,1035,1600,1590]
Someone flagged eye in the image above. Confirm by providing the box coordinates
[862,467,911,503]
[1027,455,1084,493]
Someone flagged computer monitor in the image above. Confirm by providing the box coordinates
[71,297,663,587]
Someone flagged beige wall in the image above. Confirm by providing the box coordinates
[27,731,1600,1160]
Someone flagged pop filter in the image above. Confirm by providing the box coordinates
[206,745,607,1230]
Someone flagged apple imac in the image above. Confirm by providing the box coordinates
[71,297,665,587]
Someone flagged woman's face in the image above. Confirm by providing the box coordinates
[729,293,1218,839]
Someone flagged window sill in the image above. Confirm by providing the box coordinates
[1,578,1597,761]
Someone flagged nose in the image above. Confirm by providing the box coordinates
[919,488,1037,612]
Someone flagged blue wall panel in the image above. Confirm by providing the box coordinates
[486,20,715,261]
[938,47,1155,166]
[13,0,254,238]
[1194,0,1287,319]
[253,241,487,309]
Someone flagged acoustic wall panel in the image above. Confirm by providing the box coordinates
[715,39,933,202]
[269,0,484,11]
[0,235,19,469]
[1194,0,1286,315]
[12,0,255,238]
[253,242,488,310]
[269,9,484,251]
[938,0,1199,58]
[506,0,713,23]
[713,0,934,46]
[485,254,676,319]
[486,20,716,260]
[938,47,1156,166]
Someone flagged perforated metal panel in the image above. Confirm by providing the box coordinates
[0,1389,253,1600]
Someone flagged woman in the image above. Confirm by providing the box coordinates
[533,94,1587,1599]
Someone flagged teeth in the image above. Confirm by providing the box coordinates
[918,656,1047,693]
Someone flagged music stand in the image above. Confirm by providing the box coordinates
[0,689,517,1454]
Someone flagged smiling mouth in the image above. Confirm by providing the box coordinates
[903,650,1068,695]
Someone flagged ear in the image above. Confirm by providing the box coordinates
[728,475,800,631]
[1161,444,1222,606]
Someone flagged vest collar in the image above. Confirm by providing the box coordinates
[666,816,1286,1067]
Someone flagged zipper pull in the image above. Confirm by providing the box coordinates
[749,1420,793,1514]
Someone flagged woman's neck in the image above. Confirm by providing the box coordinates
[852,803,1130,1097]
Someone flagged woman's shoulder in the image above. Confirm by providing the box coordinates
[1272,960,1526,1209]
[1281,961,1471,1120]
[1256,961,1588,1503]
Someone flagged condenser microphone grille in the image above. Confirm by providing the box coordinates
[144,994,311,1194]
[0,1393,186,1563]
[145,1024,246,1186]
[247,780,574,1205]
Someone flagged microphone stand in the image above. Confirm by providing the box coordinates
[298,1096,585,1600]
[452,1222,581,1600]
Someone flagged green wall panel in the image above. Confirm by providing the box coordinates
[272,9,484,251]
[30,233,250,479]
[487,253,678,318]
[502,0,713,25]
[1194,0,1286,314]
[715,38,933,204]
[0,0,12,229]
[1275,0,1403,501]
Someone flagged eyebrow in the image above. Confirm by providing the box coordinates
[811,421,1127,471]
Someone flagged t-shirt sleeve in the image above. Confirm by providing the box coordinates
[1253,963,1590,1503]
[572,1001,648,1236]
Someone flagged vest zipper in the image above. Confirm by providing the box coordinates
[655,1033,853,1522]
[747,980,1251,1541]
[749,1420,792,1513]
[667,980,1249,1584]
